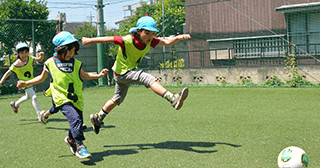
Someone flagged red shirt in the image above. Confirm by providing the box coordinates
[113,33,160,52]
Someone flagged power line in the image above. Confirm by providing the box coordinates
[47,0,143,9]
[105,0,141,5]
[47,6,93,9]
[186,0,231,7]
[46,0,143,6]
[46,1,95,5]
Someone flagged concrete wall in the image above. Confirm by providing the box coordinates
[146,65,320,85]
[2,64,319,91]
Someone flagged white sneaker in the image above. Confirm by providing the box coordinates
[10,101,18,113]
[38,110,48,125]
[171,87,189,110]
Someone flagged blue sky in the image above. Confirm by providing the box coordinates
[46,0,146,29]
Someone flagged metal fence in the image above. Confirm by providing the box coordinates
[142,43,320,70]
[0,19,58,67]
[1,19,320,71]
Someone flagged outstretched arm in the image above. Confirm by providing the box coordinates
[82,36,114,45]
[34,52,44,62]
[158,34,191,46]
[0,70,12,85]
[80,68,109,79]
[17,70,49,89]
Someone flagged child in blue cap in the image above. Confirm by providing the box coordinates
[82,16,191,134]
[0,42,45,120]
[17,31,108,159]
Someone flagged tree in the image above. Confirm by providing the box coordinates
[74,23,118,58]
[153,0,185,36]
[118,0,185,37]
[0,0,57,61]
[74,23,97,39]
[74,23,118,39]
[74,23,118,75]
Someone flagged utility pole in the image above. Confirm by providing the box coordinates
[96,0,107,86]
[89,12,93,26]
[162,1,166,68]
[162,1,165,39]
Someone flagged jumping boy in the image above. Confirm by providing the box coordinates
[82,16,191,134]
[0,42,45,120]
[17,31,108,158]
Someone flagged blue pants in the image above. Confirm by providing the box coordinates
[52,102,85,144]
[49,100,59,114]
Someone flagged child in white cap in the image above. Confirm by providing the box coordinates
[0,42,45,120]
[17,31,108,159]
[82,15,191,134]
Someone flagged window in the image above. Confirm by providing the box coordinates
[233,37,286,58]
[287,11,320,54]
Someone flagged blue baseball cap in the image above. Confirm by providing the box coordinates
[15,42,29,51]
[52,31,78,47]
[129,16,159,33]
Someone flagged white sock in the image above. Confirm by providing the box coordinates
[162,91,174,102]
[98,109,108,121]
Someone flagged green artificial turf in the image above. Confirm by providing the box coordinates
[0,87,319,167]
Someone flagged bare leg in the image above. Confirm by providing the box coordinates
[44,110,52,118]
[150,81,167,96]
[102,99,117,113]
[91,99,117,134]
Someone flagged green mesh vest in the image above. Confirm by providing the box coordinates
[45,57,84,111]
[112,34,151,75]
[10,55,34,89]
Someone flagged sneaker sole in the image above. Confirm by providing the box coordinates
[64,136,76,155]
[174,87,189,110]
[10,102,18,113]
[75,152,92,159]
[90,114,100,134]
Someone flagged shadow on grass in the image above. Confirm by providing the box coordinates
[19,118,68,125]
[20,118,41,125]
[81,149,139,165]
[20,118,115,133]
[81,141,241,165]
[46,125,115,133]
[0,94,24,100]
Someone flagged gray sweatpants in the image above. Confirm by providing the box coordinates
[112,69,156,105]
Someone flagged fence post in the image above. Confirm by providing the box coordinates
[162,51,165,69]
[32,20,36,57]
[96,0,107,86]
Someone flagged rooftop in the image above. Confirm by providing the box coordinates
[275,2,320,12]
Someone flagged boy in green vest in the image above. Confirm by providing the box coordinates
[0,42,45,120]
[82,15,191,134]
[17,31,108,159]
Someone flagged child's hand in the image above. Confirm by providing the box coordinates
[35,52,45,62]
[177,34,191,40]
[39,52,45,57]
[99,68,109,78]
[16,80,26,89]
[81,37,89,45]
